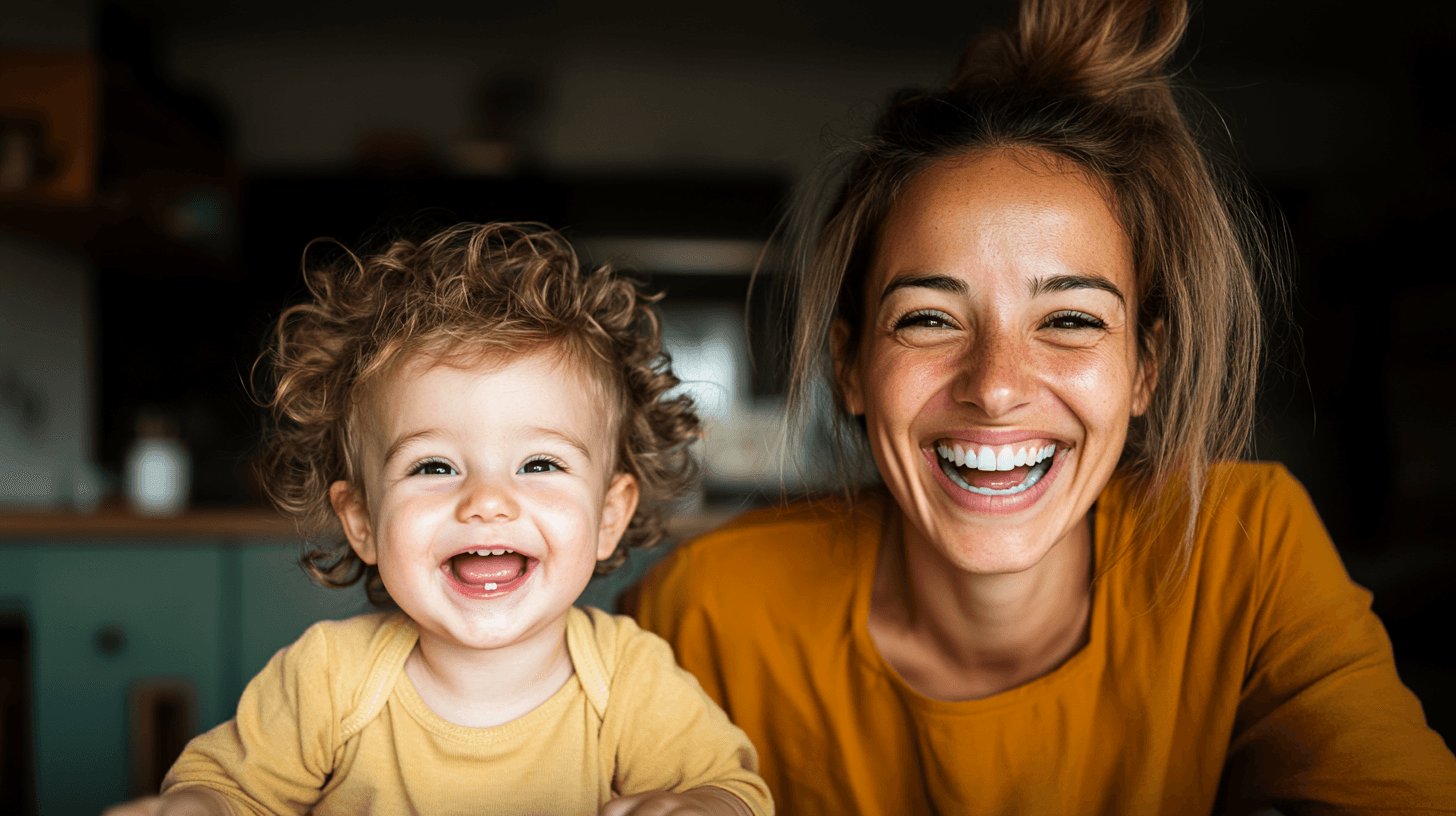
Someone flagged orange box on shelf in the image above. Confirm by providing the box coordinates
[0,50,99,206]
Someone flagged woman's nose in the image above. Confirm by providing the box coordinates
[457,474,520,523]
[949,326,1034,418]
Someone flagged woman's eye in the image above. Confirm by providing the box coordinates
[894,310,956,331]
[408,459,458,477]
[1043,310,1105,331]
[518,458,562,475]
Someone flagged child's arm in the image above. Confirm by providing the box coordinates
[600,786,754,816]
[100,787,233,816]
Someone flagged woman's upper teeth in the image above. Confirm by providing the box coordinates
[936,442,1056,471]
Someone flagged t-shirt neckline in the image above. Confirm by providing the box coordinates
[849,491,1112,715]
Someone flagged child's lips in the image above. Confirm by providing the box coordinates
[451,551,527,585]
[441,552,536,598]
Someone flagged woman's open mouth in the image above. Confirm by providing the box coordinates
[442,548,534,597]
[934,441,1057,496]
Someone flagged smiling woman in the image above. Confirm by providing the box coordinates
[634,0,1456,812]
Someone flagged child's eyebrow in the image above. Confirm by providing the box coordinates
[382,429,441,468]
[531,427,595,461]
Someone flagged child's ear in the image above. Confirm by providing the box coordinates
[596,472,640,561]
[329,481,377,565]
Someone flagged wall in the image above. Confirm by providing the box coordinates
[0,235,93,508]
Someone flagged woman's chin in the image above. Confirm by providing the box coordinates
[903,448,1093,575]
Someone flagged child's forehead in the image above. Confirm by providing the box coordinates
[393,343,606,391]
[359,343,624,446]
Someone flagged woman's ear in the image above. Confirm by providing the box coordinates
[596,472,640,561]
[1132,317,1163,417]
[330,481,377,565]
[831,318,865,416]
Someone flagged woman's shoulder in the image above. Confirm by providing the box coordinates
[1096,461,1328,611]
[1101,460,1315,538]
[1205,460,1311,508]
[670,491,886,571]
[636,493,884,623]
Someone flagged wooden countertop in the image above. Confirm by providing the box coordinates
[0,500,297,540]
[0,500,742,542]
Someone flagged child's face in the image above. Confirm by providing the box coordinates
[330,349,637,653]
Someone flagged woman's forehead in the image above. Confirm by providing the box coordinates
[869,151,1133,302]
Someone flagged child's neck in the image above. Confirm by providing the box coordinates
[403,614,575,729]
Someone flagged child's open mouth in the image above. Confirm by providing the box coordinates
[443,548,533,596]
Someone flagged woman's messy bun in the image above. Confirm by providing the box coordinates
[951,0,1188,103]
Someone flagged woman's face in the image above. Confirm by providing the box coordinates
[836,149,1153,574]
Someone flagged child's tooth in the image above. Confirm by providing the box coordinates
[977,447,995,470]
[997,448,1014,471]
[1015,447,1027,467]
[483,582,497,590]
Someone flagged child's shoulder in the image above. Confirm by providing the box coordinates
[278,612,416,689]
[292,611,412,653]
[565,607,681,708]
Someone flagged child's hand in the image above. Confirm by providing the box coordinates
[100,788,232,816]
[599,786,753,816]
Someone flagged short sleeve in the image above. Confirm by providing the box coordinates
[1221,467,1456,814]
[163,622,340,815]
[594,612,773,815]
[635,544,731,708]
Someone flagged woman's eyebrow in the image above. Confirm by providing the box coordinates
[1028,274,1126,308]
[879,273,969,301]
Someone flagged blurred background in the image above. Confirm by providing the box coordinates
[1,0,1453,812]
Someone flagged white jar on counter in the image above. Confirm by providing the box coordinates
[125,434,190,516]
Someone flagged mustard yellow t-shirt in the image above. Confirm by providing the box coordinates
[166,606,771,815]
[637,463,1456,814]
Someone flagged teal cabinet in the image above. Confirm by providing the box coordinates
[0,539,365,816]
[28,544,225,816]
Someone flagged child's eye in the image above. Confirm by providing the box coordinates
[408,459,458,477]
[893,309,957,331]
[1042,310,1106,331]
[518,457,563,475]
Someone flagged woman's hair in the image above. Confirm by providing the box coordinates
[785,0,1274,582]
[255,222,701,605]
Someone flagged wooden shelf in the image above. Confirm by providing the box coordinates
[0,502,294,540]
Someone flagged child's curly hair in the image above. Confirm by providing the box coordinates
[254,222,701,606]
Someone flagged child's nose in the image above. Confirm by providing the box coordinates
[457,475,519,523]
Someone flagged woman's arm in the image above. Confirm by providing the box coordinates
[1221,469,1456,813]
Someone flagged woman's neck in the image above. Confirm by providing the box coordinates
[868,511,1094,701]
[404,615,575,728]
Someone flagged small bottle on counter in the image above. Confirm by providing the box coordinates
[124,413,190,516]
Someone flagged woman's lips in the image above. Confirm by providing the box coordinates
[923,442,1068,514]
